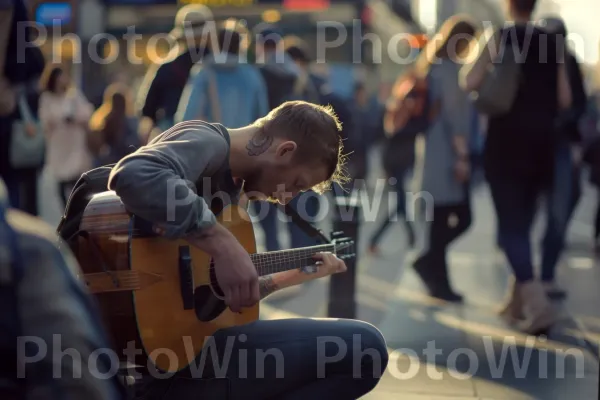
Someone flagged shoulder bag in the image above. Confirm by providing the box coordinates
[461,27,522,117]
[9,90,44,169]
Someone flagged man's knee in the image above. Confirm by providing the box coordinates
[352,321,389,377]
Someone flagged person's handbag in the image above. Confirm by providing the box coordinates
[9,90,44,169]
[461,28,522,116]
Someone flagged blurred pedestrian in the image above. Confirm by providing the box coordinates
[255,25,302,110]
[136,4,213,141]
[537,16,588,299]
[585,137,600,253]
[177,19,268,128]
[88,83,142,167]
[0,177,126,399]
[350,82,380,182]
[0,0,45,211]
[410,16,477,303]
[581,94,600,253]
[462,0,573,334]
[38,65,94,209]
[367,35,429,255]
[7,77,44,216]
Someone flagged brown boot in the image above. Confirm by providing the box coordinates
[498,276,524,324]
[516,281,557,335]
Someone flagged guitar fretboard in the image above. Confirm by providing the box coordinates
[250,244,335,276]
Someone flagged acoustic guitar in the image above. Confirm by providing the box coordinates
[74,191,355,373]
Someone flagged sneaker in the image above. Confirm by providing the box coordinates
[498,275,524,324]
[517,281,557,335]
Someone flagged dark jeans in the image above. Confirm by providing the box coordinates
[132,318,388,400]
[370,168,414,247]
[2,168,39,215]
[489,175,548,282]
[413,201,472,285]
[541,141,581,281]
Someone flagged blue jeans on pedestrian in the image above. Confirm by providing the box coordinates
[287,190,321,248]
[488,176,547,282]
[541,140,581,282]
[132,318,389,399]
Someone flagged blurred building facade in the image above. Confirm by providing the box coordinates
[27,0,377,103]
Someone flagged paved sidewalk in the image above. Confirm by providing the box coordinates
[260,176,600,399]
[363,187,600,399]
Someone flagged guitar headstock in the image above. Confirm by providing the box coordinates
[331,232,356,261]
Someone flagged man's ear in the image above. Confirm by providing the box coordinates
[276,141,297,159]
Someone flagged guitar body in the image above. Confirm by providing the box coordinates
[77,191,258,373]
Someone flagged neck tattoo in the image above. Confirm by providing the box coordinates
[246,130,273,156]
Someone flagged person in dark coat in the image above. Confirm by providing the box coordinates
[0,0,45,212]
[136,5,212,141]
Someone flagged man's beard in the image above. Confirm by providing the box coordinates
[242,170,277,202]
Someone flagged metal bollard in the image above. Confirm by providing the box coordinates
[327,193,361,319]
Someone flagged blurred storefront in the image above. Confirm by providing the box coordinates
[77,0,371,101]
[27,0,80,77]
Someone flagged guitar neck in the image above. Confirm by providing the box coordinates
[250,244,335,276]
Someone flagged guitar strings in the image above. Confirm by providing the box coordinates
[203,244,354,275]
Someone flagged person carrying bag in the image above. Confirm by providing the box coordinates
[9,87,44,170]
[459,25,522,117]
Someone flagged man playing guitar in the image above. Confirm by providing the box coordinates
[107,101,388,398]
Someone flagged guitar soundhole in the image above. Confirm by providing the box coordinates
[193,286,226,322]
[192,259,226,322]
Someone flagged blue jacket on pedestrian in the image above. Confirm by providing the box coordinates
[177,53,269,128]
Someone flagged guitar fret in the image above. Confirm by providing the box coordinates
[252,244,335,276]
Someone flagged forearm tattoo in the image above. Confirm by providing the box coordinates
[259,276,279,299]
[246,129,273,156]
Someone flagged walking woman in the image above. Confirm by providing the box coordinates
[38,65,94,208]
[462,0,572,334]
[368,35,431,255]
[88,83,142,167]
[410,16,478,302]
